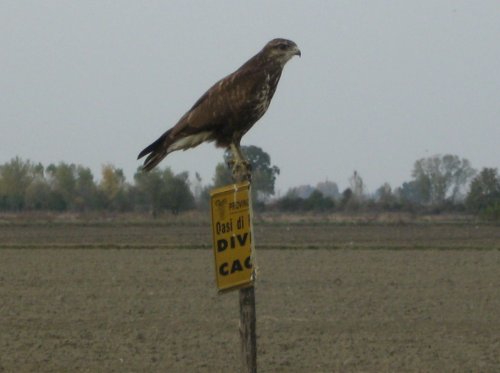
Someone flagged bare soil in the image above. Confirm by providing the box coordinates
[1,221,499,372]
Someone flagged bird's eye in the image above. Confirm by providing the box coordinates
[279,44,288,50]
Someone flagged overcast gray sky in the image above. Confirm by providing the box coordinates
[2,1,499,194]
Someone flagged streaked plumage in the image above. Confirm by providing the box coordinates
[138,38,301,171]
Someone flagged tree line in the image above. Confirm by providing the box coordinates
[0,146,278,216]
[1,148,499,220]
[0,158,194,215]
[275,155,500,220]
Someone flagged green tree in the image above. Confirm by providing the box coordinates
[466,168,500,219]
[412,154,476,206]
[276,189,335,212]
[160,170,194,214]
[25,164,50,210]
[220,145,280,202]
[340,188,355,210]
[133,168,164,216]
[374,182,400,210]
[46,162,78,210]
[74,166,98,211]
[395,181,423,208]
[275,194,304,211]
[303,190,335,211]
[0,157,40,210]
[99,164,129,211]
[133,167,194,216]
[213,163,233,188]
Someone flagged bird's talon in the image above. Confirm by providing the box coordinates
[231,161,252,183]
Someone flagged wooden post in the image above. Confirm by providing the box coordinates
[233,162,257,373]
[239,286,257,373]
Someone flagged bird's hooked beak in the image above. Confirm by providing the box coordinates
[294,46,301,57]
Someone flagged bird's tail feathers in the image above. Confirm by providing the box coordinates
[137,131,171,172]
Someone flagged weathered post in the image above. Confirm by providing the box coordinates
[210,157,257,372]
[233,162,257,373]
[239,285,257,372]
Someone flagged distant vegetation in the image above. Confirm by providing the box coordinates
[1,147,500,220]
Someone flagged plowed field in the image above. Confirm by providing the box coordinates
[1,221,499,372]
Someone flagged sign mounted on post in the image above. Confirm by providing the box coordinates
[210,182,255,292]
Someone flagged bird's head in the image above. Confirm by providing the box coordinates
[262,38,301,66]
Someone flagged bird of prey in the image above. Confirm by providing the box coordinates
[138,38,301,173]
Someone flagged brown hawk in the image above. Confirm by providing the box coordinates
[138,38,301,172]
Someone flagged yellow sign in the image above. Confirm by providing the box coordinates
[210,182,255,292]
